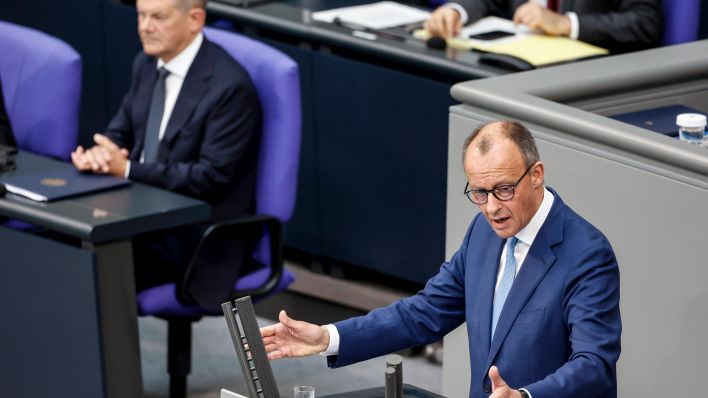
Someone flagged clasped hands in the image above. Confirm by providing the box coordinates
[260,311,523,398]
[425,0,570,39]
[71,133,129,177]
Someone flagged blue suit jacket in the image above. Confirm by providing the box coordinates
[329,189,621,398]
[105,37,262,221]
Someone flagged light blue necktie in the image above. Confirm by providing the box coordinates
[492,237,518,338]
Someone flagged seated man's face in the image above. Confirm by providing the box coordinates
[136,0,196,62]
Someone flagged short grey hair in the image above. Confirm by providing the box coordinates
[462,120,540,167]
[175,0,207,10]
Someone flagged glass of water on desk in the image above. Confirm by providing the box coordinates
[294,386,315,398]
[676,113,706,146]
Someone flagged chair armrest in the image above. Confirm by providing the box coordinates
[179,214,284,306]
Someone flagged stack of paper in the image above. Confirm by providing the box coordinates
[312,1,431,30]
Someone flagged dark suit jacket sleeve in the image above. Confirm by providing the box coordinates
[0,77,16,147]
[526,236,621,397]
[103,56,143,151]
[326,215,481,368]
[575,0,663,53]
[452,0,663,52]
[452,0,510,24]
[127,77,259,199]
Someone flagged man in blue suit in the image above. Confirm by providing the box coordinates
[261,120,621,398]
[71,0,261,308]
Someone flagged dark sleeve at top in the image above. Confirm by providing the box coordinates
[0,77,16,147]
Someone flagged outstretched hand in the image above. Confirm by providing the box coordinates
[260,310,330,360]
[488,366,523,398]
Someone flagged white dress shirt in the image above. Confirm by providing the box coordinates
[321,188,555,396]
[125,32,204,177]
[444,1,580,40]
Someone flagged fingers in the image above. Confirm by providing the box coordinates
[93,133,121,152]
[71,146,91,171]
[512,2,568,36]
[279,310,300,330]
[489,366,508,391]
[425,7,461,39]
[84,146,111,173]
[513,2,539,28]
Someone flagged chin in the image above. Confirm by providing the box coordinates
[141,44,162,58]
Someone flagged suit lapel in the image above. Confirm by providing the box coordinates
[158,40,212,161]
[485,193,566,366]
[132,62,159,160]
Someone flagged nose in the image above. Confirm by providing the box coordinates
[484,192,503,214]
[139,16,153,33]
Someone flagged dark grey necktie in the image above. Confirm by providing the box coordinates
[143,67,169,163]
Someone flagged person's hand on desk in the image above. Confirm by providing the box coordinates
[424,6,462,39]
[71,133,129,177]
[260,310,330,360]
[513,1,570,37]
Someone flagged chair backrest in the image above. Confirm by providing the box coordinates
[0,21,82,160]
[662,0,700,45]
[203,27,301,224]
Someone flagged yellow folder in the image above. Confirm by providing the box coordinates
[415,30,608,67]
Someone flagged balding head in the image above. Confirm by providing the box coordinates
[462,120,539,168]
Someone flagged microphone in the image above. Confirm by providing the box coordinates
[426,36,447,50]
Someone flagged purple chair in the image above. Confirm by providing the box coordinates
[0,21,81,160]
[662,0,700,45]
[136,27,301,398]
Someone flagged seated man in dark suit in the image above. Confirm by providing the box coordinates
[71,0,261,309]
[425,0,663,53]
[0,76,16,147]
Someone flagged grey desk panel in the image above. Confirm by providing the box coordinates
[0,152,212,397]
[321,384,445,398]
[442,42,708,397]
[0,227,104,397]
[0,152,211,243]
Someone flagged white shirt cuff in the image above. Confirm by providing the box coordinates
[566,11,579,40]
[520,388,533,398]
[443,3,469,25]
[124,160,131,178]
[319,324,340,356]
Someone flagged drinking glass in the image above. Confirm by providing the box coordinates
[293,385,315,398]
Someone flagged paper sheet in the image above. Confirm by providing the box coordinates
[415,16,608,66]
[312,1,431,30]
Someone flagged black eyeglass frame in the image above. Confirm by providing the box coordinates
[463,162,536,205]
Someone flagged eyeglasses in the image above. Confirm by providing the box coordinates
[464,163,535,205]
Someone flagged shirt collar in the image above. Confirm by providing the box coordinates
[515,187,554,246]
[156,32,203,78]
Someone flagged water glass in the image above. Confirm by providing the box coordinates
[293,385,315,398]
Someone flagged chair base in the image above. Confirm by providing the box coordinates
[162,315,202,398]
